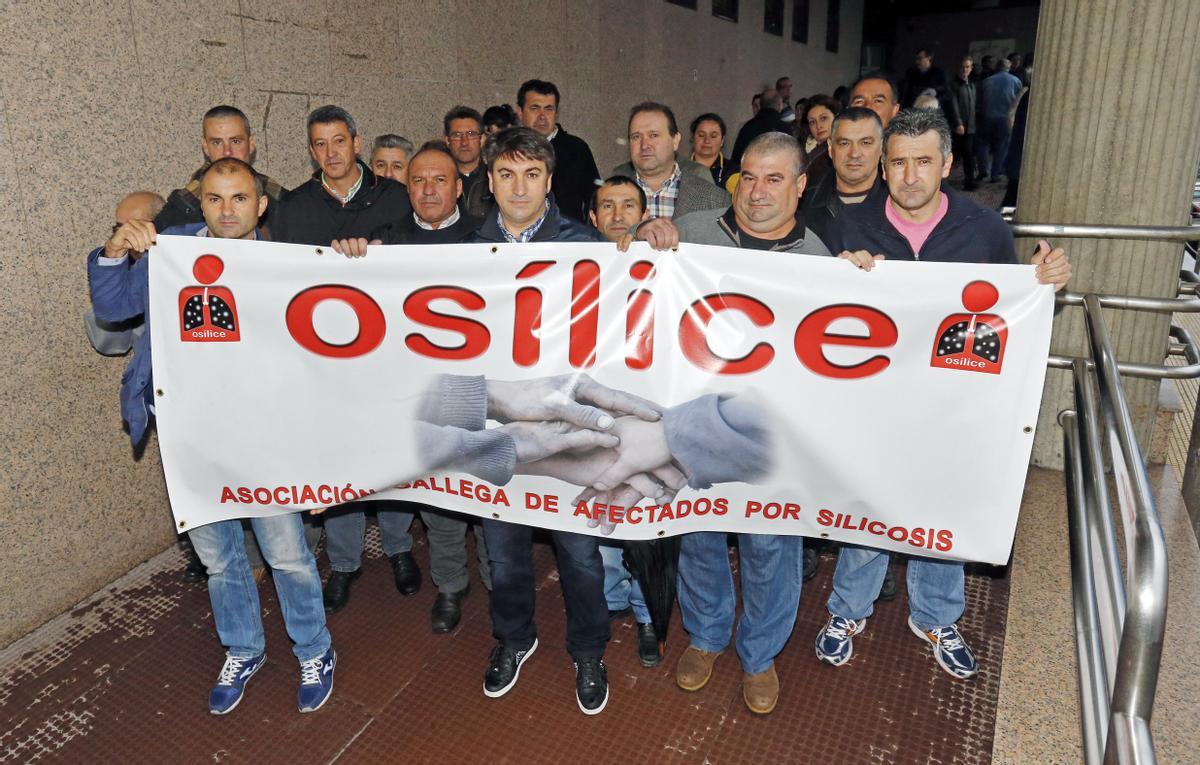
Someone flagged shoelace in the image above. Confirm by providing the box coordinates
[825,617,856,640]
[299,655,324,685]
[217,656,251,686]
[930,627,965,652]
[576,659,604,687]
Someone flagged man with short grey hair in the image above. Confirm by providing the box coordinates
[818,108,1071,680]
[369,134,415,184]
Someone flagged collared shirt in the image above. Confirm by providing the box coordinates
[637,163,683,220]
[547,126,560,142]
[415,207,461,231]
[320,162,365,206]
[497,204,549,243]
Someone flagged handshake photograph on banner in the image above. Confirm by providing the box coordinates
[416,373,773,532]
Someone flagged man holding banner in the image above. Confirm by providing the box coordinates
[636,131,832,715]
[87,158,337,715]
[820,109,1070,679]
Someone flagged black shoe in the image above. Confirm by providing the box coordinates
[574,656,609,715]
[182,557,207,584]
[802,547,820,582]
[608,607,632,621]
[390,552,421,596]
[431,586,469,634]
[484,639,538,698]
[637,623,662,668]
[323,569,361,613]
[877,562,898,602]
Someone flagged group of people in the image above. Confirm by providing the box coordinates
[88,71,1070,720]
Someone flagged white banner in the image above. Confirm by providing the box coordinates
[149,235,1053,564]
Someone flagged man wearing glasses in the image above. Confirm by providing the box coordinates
[444,106,492,217]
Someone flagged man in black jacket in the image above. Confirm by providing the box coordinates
[946,56,979,190]
[153,105,286,232]
[444,106,493,218]
[515,79,600,224]
[730,89,790,165]
[802,107,887,248]
[816,109,1070,681]
[270,105,412,246]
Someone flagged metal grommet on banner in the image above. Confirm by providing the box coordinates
[155,389,164,397]
[490,246,498,254]
[491,512,500,519]
[657,530,665,537]
[1023,426,1033,433]
[178,520,186,529]
[315,247,324,255]
[820,532,830,538]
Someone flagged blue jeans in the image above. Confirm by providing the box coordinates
[482,519,609,658]
[826,545,964,631]
[189,514,330,663]
[677,532,803,675]
[599,543,650,623]
[323,500,414,573]
[978,115,1012,179]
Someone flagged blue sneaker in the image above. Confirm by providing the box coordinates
[908,616,978,679]
[297,647,337,712]
[815,614,867,667]
[208,652,266,715]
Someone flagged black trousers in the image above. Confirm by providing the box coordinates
[482,519,610,658]
[953,132,977,183]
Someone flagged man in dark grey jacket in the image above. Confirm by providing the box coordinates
[631,132,827,716]
[946,56,979,190]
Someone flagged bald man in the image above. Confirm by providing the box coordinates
[84,191,165,356]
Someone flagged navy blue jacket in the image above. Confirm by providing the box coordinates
[827,186,1017,265]
[88,223,211,445]
[465,198,605,244]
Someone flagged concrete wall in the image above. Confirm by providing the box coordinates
[0,0,862,648]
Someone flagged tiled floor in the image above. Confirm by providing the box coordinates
[0,522,1011,765]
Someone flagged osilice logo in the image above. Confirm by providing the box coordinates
[180,255,240,342]
[930,281,1007,374]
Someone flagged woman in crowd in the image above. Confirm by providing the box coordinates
[689,113,739,191]
[800,94,841,190]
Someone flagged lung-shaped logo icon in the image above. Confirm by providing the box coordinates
[179,254,240,342]
[930,280,1006,374]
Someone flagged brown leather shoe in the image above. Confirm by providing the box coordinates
[742,664,779,714]
[676,646,723,692]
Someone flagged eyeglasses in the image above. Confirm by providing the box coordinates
[448,131,481,141]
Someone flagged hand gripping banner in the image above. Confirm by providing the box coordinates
[149,236,1053,565]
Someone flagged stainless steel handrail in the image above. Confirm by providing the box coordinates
[1004,221,1200,241]
[1049,325,1200,379]
[1059,295,1171,764]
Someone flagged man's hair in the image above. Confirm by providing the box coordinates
[831,106,883,139]
[751,92,763,105]
[690,112,727,138]
[629,102,679,136]
[483,127,556,175]
[443,106,483,135]
[411,140,457,164]
[883,108,952,160]
[851,72,900,104]
[775,76,791,89]
[915,47,934,59]
[119,191,166,220]
[203,105,251,134]
[307,105,357,139]
[998,59,1012,72]
[760,88,784,111]
[517,79,560,108]
[372,134,414,155]
[483,104,517,130]
[202,157,264,197]
[961,55,974,65]
[743,132,803,177]
[590,175,646,214]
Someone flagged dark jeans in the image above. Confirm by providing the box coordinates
[976,116,1012,179]
[952,132,977,184]
[481,519,610,659]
